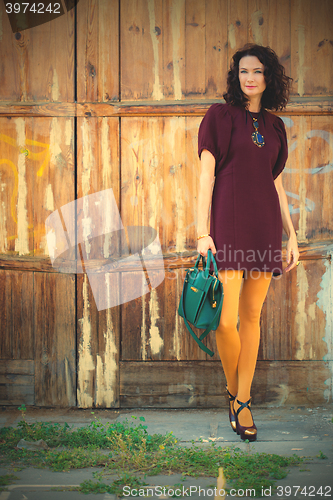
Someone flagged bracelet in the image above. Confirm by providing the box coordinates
[197,234,210,240]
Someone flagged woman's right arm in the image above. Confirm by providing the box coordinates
[197,149,217,257]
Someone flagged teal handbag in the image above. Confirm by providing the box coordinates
[178,249,223,357]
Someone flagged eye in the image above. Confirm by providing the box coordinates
[240,70,247,73]
[255,70,262,73]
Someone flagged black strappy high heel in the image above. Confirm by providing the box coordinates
[226,386,237,433]
[235,397,257,442]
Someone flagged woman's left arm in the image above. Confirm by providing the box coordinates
[274,173,299,272]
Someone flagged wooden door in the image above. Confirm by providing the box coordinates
[0,0,332,408]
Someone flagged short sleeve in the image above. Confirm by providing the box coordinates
[198,103,232,175]
[272,116,288,180]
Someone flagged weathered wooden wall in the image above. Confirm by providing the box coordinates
[0,0,332,408]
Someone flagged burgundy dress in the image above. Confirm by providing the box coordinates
[198,103,288,276]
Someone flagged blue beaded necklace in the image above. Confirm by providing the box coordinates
[248,109,265,148]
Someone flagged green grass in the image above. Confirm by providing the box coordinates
[0,474,20,492]
[0,412,303,497]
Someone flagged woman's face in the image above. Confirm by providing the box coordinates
[238,55,266,101]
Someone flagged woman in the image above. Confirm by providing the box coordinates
[197,44,299,442]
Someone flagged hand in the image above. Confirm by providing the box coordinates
[197,236,216,258]
[285,235,299,272]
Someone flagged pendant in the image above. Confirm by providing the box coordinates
[249,111,265,148]
[251,131,265,148]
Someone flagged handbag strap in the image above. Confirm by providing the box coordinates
[198,291,223,342]
[180,279,223,357]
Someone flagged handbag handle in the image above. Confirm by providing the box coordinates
[199,249,219,278]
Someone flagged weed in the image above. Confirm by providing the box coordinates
[17,405,26,422]
[45,448,110,472]
[0,474,19,492]
[51,474,148,496]
[79,479,114,494]
[0,414,303,497]
[316,451,327,459]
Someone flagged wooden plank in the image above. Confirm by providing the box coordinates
[0,386,34,406]
[119,114,203,359]
[204,0,228,99]
[260,259,331,362]
[75,116,120,271]
[121,116,192,252]
[0,359,34,374]
[227,0,248,55]
[286,115,312,243]
[254,360,332,406]
[1,99,333,117]
[121,267,207,361]
[33,118,75,256]
[0,270,34,359]
[291,0,333,97]
[303,115,333,240]
[121,257,332,364]
[0,118,34,255]
[0,240,332,274]
[291,0,312,97]
[76,274,120,408]
[248,0,291,77]
[0,360,34,405]
[0,374,34,385]
[77,0,119,102]
[185,0,206,97]
[0,117,74,258]
[185,116,204,246]
[0,0,74,102]
[309,0,333,96]
[284,114,333,242]
[34,273,76,406]
[77,117,119,198]
[121,0,156,100]
[207,261,332,363]
[162,0,185,99]
[75,115,121,408]
[119,360,331,407]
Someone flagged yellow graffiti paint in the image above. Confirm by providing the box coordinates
[0,133,51,230]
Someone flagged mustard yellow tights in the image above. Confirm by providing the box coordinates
[215,270,272,427]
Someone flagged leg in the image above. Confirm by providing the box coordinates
[234,271,272,427]
[215,270,243,397]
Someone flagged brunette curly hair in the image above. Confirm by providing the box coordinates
[223,43,292,111]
